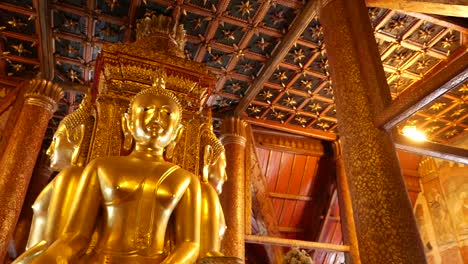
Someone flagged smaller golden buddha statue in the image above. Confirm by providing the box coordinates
[29,81,201,264]
[13,97,93,264]
[198,123,227,259]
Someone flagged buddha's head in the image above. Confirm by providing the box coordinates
[201,125,227,194]
[47,96,91,171]
[123,79,183,152]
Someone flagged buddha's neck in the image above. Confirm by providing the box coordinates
[131,145,165,161]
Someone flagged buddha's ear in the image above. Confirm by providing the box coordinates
[204,144,214,166]
[164,124,185,160]
[67,124,85,146]
[122,113,133,151]
[173,124,185,143]
[69,124,85,166]
[202,145,213,182]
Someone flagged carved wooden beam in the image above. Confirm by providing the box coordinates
[234,0,319,115]
[245,235,350,252]
[82,0,96,84]
[2,55,40,65]
[0,76,26,88]
[0,2,35,16]
[269,192,313,201]
[374,50,468,130]
[246,117,337,141]
[366,0,468,17]
[403,12,468,34]
[35,0,54,80]
[393,134,468,165]
[124,0,141,42]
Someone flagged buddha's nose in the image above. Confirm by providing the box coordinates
[46,142,54,156]
[151,108,162,121]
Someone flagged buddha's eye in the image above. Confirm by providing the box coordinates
[143,106,155,114]
[161,108,171,116]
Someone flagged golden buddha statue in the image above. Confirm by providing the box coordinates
[198,123,227,258]
[13,97,93,264]
[29,82,201,264]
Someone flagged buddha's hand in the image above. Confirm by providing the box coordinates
[29,255,68,264]
[29,246,72,264]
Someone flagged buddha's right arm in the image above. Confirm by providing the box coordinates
[30,161,102,263]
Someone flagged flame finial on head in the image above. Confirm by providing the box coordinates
[135,14,187,58]
[152,68,167,89]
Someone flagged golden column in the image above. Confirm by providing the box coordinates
[0,79,63,262]
[219,117,247,261]
[319,0,426,263]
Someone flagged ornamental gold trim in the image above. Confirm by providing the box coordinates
[24,96,57,113]
[220,134,247,147]
[23,79,64,113]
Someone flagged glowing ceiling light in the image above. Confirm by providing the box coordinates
[402,126,427,142]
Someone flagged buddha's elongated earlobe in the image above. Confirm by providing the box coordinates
[122,113,133,151]
[69,124,85,166]
[164,124,185,160]
[202,145,213,182]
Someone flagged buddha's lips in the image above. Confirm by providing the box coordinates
[148,121,164,133]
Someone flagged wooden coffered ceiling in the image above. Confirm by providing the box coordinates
[0,0,466,263]
[0,0,467,144]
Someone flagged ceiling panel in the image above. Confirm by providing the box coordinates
[1,0,465,142]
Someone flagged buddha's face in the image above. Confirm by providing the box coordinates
[208,151,227,194]
[129,93,181,149]
[46,124,75,171]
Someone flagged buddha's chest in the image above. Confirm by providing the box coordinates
[98,165,181,209]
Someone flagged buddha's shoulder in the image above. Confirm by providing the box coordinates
[200,182,218,196]
[86,156,135,166]
[57,165,85,175]
[172,166,197,179]
[52,166,85,183]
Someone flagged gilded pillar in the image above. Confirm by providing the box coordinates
[0,79,63,262]
[319,0,426,263]
[219,117,247,261]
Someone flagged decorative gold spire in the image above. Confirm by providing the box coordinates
[152,67,168,89]
[135,14,187,58]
